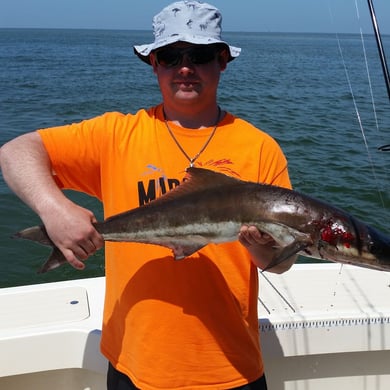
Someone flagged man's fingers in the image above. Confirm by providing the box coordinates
[60,233,104,270]
[239,225,275,247]
[62,249,86,270]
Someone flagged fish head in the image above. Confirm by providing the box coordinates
[314,219,360,261]
[365,225,390,270]
[314,217,390,271]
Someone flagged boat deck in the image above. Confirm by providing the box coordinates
[1,263,390,389]
[258,263,390,389]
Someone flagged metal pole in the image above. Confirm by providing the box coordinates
[367,0,390,101]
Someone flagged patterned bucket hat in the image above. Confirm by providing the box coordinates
[134,1,241,65]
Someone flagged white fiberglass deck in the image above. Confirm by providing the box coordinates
[257,263,390,389]
[1,263,390,389]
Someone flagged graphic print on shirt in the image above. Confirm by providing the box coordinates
[137,160,240,206]
[138,165,180,206]
[196,158,241,178]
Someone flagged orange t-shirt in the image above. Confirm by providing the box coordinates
[38,104,291,389]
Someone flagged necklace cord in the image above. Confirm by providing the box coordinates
[163,107,221,167]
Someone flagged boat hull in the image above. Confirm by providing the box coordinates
[1,264,390,389]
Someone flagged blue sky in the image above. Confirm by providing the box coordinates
[0,0,389,34]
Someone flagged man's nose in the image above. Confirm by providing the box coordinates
[178,54,195,73]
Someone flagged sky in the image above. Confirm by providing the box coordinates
[0,0,389,34]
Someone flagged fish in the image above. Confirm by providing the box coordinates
[12,167,390,273]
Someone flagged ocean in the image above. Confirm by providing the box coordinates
[0,29,389,287]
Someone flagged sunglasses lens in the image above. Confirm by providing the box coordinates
[155,46,219,68]
[189,47,217,64]
[155,49,181,67]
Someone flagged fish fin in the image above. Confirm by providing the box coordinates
[262,237,312,272]
[12,225,54,247]
[104,168,249,222]
[185,167,244,188]
[141,168,245,208]
[37,247,68,274]
[12,225,68,274]
[171,243,207,260]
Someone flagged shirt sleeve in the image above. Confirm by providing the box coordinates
[258,134,292,189]
[37,113,120,199]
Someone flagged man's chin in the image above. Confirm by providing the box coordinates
[174,91,200,103]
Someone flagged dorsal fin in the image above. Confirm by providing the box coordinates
[143,167,244,207]
[185,167,243,189]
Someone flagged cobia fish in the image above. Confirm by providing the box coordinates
[12,167,390,273]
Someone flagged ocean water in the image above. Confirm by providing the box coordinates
[0,29,389,287]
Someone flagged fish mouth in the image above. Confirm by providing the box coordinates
[366,225,390,267]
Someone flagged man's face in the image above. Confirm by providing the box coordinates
[150,43,228,107]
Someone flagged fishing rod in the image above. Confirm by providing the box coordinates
[366,0,390,151]
[367,0,390,101]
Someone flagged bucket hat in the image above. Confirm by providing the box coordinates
[134,1,241,65]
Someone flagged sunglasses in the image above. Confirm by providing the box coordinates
[154,45,221,68]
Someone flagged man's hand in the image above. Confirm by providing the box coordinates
[0,132,104,271]
[41,201,104,270]
[238,225,275,247]
[238,225,296,273]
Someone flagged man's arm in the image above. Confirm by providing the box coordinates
[0,132,103,269]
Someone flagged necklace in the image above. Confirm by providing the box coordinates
[163,107,221,167]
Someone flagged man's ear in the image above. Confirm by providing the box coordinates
[149,53,158,74]
[218,49,229,71]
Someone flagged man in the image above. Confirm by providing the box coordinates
[0,1,295,389]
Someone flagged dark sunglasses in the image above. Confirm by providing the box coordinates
[154,45,221,68]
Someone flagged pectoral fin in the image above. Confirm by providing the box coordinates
[262,236,313,272]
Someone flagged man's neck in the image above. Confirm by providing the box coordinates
[162,104,221,129]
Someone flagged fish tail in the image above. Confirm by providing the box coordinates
[12,225,54,246]
[12,225,67,273]
[37,247,68,274]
